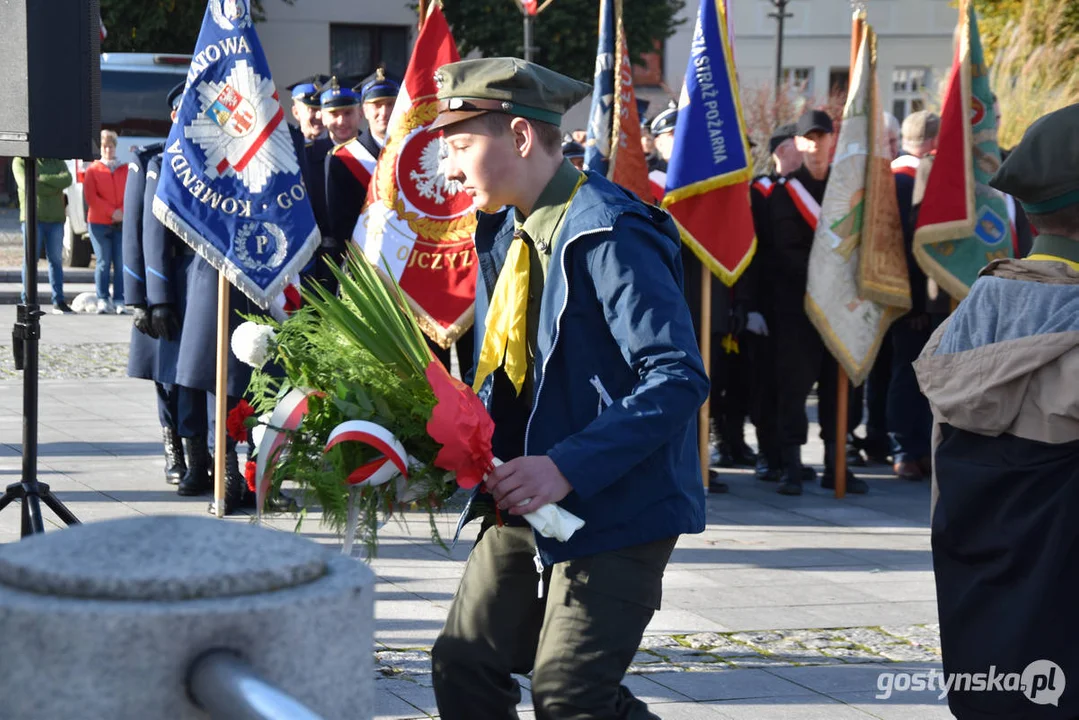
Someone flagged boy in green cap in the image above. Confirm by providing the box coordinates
[428,57,709,719]
[914,102,1079,720]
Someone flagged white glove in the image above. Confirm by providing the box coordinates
[746,311,769,336]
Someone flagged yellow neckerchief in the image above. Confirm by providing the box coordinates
[1027,254,1079,272]
[472,171,587,395]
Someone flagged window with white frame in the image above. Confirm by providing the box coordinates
[782,67,814,95]
[892,67,930,121]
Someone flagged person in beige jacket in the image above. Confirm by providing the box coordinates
[914,102,1079,720]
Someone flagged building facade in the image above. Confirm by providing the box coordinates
[258,0,418,102]
[630,0,958,131]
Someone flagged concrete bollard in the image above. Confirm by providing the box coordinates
[0,515,375,719]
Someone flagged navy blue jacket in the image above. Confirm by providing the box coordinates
[474,171,709,564]
[123,144,183,385]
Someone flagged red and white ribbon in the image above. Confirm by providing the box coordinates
[325,420,410,488]
[254,387,315,518]
[783,178,822,231]
[327,420,411,556]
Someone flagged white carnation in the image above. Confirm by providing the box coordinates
[231,321,277,369]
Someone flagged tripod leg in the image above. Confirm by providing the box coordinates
[20,495,30,538]
[0,490,17,513]
[40,488,80,526]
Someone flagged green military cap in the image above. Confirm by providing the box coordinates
[989,102,1079,214]
[430,57,591,131]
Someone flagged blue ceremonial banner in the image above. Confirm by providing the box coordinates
[152,0,319,309]
[663,0,755,284]
[584,0,615,175]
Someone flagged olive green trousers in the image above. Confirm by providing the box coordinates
[432,521,677,720]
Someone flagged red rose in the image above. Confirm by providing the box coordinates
[227,400,256,443]
[244,460,257,493]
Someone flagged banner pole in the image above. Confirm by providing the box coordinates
[834,7,866,500]
[699,263,712,490]
[213,272,230,518]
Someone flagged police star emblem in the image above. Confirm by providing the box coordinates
[184,59,299,194]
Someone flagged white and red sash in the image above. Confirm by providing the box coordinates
[783,177,822,231]
[334,138,378,187]
[751,176,775,198]
[890,154,920,179]
[648,169,667,204]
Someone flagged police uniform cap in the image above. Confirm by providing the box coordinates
[561,140,585,159]
[320,76,360,109]
[430,57,592,131]
[650,103,677,137]
[358,68,400,104]
[989,102,1079,215]
[167,82,185,111]
[768,123,797,153]
[289,74,329,107]
[901,110,940,144]
[795,109,834,136]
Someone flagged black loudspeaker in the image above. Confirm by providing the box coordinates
[0,0,101,159]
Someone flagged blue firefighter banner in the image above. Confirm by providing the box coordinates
[152,0,319,308]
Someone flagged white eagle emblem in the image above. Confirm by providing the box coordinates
[184,59,298,193]
[408,137,463,205]
[211,0,252,30]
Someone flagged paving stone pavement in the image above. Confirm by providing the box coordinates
[0,314,957,718]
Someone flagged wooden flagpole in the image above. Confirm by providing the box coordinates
[834,6,867,499]
[699,264,712,489]
[213,272,230,517]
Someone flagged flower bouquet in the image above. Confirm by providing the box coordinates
[236,248,583,556]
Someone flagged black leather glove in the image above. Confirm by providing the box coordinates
[132,305,157,338]
[150,304,180,342]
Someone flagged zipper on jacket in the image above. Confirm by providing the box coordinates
[590,374,614,415]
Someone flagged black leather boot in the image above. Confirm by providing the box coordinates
[755,455,780,482]
[821,443,869,494]
[777,446,804,496]
[162,426,186,485]
[719,439,757,467]
[177,435,212,496]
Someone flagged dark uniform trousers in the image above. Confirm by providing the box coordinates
[774,310,861,452]
[432,522,676,720]
[155,383,208,438]
[746,325,779,465]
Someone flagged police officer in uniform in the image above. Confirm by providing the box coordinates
[769,109,867,495]
[648,102,677,172]
[167,79,269,513]
[561,139,585,170]
[428,57,708,719]
[322,78,368,270]
[287,76,337,291]
[288,76,333,237]
[124,84,210,493]
[357,68,398,158]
